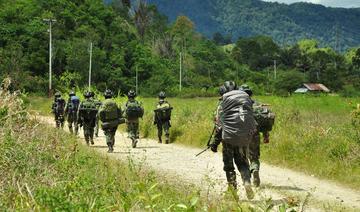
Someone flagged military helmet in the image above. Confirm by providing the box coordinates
[69,91,76,97]
[127,90,136,98]
[223,81,238,93]
[89,91,95,97]
[159,91,166,99]
[104,89,113,98]
[54,92,61,98]
[83,91,92,98]
[219,85,227,96]
[240,84,253,96]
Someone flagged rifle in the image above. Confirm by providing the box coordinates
[195,126,216,157]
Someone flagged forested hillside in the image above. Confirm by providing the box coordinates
[147,0,360,51]
[0,0,359,96]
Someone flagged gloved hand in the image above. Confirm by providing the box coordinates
[263,132,270,144]
[210,143,218,153]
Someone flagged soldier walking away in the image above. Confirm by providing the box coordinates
[77,91,98,146]
[65,91,80,135]
[90,91,102,137]
[210,81,257,200]
[124,90,144,148]
[240,84,275,187]
[98,89,122,153]
[51,92,66,129]
[154,91,172,144]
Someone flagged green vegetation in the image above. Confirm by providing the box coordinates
[28,94,360,188]
[148,0,360,50]
[1,0,359,97]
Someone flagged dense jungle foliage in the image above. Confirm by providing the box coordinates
[0,0,359,96]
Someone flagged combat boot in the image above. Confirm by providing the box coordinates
[244,182,255,200]
[132,138,137,148]
[165,135,170,144]
[252,170,260,187]
[158,137,162,144]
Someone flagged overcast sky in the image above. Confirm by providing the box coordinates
[262,0,360,8]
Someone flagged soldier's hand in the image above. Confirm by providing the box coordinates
[263,132,270,144]
[210,143,218,153]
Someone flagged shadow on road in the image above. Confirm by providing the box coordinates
[261,184,305,192]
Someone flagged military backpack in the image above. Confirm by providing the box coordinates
[53,98,66,114]
[154,102,172,121]
[99,99,121,122]
[125,100,144,119]
[78,100,98,121]
[253,105,275,133]
[67,96,80,114]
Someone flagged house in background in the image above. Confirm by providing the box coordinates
[294,83,330,94]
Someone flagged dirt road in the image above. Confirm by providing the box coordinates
[41,117,360,211]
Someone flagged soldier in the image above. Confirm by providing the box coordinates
[90,91,102,137]
[210,81,256,200]
[98,89,122,153]
[124,90,144,148]
[64,91,80,135]
[77,91,98,146]
[240,85,273,187]
[51,92,66,129]
[154,91,172,144]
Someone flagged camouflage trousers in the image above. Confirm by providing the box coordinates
[83,126,94,144]
[222,142,251,188]
[55,114,64,128]
[127,121,139,141]
[156,121,170,142]
[67,113,78,135]
[94,115,99,137]
[104,127,117,147]
[248,132,260,173]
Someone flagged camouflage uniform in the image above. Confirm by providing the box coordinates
[211,82,255,200]
[99,90,122,153]
[77,97,97,145]
[93,99,102,137]
[124,95,143,148]
[154,99,171,144]
[65,94,80,135]
[51,94,66,129]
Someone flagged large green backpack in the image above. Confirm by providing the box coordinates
[154,102,172,121]
[254,105,275,133]
[99,99,120,122]
[126,100,144,119]
[78,100,98,121]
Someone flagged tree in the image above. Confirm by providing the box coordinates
[134,0,152,41]
[171,15,194,50]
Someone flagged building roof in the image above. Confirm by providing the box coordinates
[303,83,330,92]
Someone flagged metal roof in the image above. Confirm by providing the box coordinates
[303,83,330,92]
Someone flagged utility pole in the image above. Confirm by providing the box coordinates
[179,51,182,91]
[273,59,277,80]
[136,65,138,95]
[88,42,93,91]
[43,18,56,97]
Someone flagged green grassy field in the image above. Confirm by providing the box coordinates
[27,94,360,188]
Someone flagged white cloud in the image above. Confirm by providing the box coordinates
[262,0,360,8]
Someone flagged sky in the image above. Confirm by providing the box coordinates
[262,0,360,8]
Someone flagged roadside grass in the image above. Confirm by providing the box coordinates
[27,95,360,188]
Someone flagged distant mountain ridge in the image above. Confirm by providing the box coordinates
[146,0,360,50]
